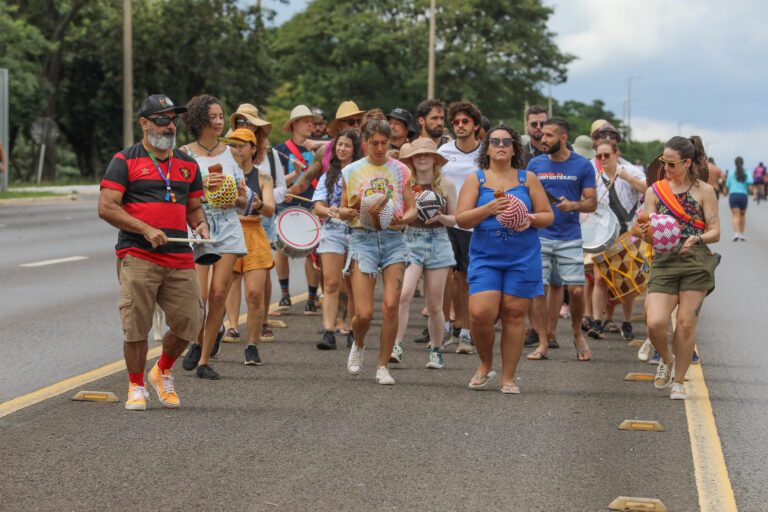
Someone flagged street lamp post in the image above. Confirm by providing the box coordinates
[626,76,642,144]
[427,0,436,99]
[123,0,133,148]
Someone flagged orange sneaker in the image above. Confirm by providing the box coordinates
[148,363,181,408]
[125,383,148,411]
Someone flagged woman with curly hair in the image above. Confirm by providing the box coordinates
[456,125,553,394]
[641,136,720,400]
[313,129,363,350]
[179,94,247,380]
[390,138,457,369]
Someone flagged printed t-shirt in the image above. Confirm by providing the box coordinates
[101,143,203,268]
[274,140,315,203]
[528,151,596,241]
[342,157,411,230]
[438,140,480,232]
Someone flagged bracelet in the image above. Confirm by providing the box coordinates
[245,189,255,216]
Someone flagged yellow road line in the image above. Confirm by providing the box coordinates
[0,291,310,419]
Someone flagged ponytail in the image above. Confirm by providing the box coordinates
[735,156,746,183]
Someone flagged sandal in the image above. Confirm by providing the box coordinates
[581,315,593,332]
[574,339,591,361]
[526,350,548,361]
[603,320,620,334]
[500,384,521,394]
[468,370,497,390]
[548,337,560,349]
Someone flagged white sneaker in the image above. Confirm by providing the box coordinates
[637,338,653,362]
[389,343,403,364]
[670,382,688,400]
[375,366,395,385]
[654,358,674,389]
[738,234,747,241]
[456,334,474,354]
[347,344,364,375]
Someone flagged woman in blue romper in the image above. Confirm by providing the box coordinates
[456,125,553,394]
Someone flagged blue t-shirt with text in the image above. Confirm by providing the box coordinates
[528,152,596,240]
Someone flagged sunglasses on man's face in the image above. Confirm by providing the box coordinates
[345,118,361,127]
[489,137,514,148]
[451,118,472,126]
[596,130,619,140]
[148,115,177,127]
[528,121,545,128]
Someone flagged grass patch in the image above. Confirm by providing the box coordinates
[0,190,65,200]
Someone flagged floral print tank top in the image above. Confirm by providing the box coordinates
[656,187,705,239]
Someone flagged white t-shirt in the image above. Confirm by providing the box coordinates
[592,158,646,222]
[255,148,287,205]
[438,140,481,231]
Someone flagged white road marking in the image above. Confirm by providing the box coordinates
[20,256,88,267]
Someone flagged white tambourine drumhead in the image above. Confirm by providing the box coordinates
[276,207,321,249]
[581,203,620,253]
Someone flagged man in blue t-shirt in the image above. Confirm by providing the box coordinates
[526,117,596,361]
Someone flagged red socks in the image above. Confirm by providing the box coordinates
[128,372,144,387]
[157,352,177,372]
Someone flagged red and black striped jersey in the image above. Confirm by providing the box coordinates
[101,143,203,268]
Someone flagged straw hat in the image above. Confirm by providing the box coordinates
[230,103,272,137]
[327,100,367,137]
[398,142,414,161]
[282,105,321,134]
[399,138,448,167]
[590,119,609,136]
[219,128,258,146]
[573,135,596,159]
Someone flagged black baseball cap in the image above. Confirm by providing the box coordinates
[387,108,416,138]
[138,94,187,118]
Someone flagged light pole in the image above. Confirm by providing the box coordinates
[123,0,133,147]
[427,0,436,99]
[678,120,691,136]
[626,76,642,144]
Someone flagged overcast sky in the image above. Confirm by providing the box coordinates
[267,0,765,169]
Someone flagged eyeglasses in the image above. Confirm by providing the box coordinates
[451,118,472,126]
[596,153,613,160]
[658,156,688,167]
[345,118,361,127]
[148,115,177,127]
[489,137,514,148]
[234,118,250,128]
[529,121,545,128]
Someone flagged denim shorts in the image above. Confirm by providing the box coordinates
[317,219,351,255]
[405,227,456,269]
[344,229,408,276]
[540,237,585,286]
[261,214,276,243]
[728,192,748,211]
[193,206,247,264]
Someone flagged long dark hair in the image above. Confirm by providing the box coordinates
[735,157,746,182]
[327,129,363,198]
[664,135,708,184]
[181,94,222,139]
[476,124,524,170]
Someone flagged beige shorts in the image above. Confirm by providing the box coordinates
[117,254,202,342]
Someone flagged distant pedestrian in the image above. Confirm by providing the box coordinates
[706,157,724,199]
[99,94,209,411]
[752,161,766,203]
[725,156,752,241]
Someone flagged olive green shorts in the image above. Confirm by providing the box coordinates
[647,245,719,296]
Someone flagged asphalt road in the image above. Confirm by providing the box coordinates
[0,195,764,510]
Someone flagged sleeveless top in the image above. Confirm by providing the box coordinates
[241,166,263,224]
[475,169,532,230]
[184,146,244,211]
[656,186,705,240]
[411,183,448,229]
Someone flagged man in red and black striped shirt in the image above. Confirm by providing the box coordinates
[99,94,209,412]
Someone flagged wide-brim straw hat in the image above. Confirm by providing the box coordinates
[573,135,596,159]
[219,128,258,146]
[230,103,272,138]
[327,100,367,137]
[399,137,448,167]
[282,105,322,134]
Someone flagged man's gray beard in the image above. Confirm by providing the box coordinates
[148,131,176,150]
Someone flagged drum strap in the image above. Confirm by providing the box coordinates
[285,140,318,189]
[267,148,277,183]
[652,179,706,230]
[601,174,633,230]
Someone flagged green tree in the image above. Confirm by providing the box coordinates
[271,0,572,123]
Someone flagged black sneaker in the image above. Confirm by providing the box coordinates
[524,330,539,347]
[196,363,220,380]
[621,322,635,340]
[182,343,202,371]
[413,327,430,344]
[346,330,354,349]
[277,295,292,311]
[317,329,337,350]
[304,300,318,316]
[587,320,604,339]
[210,325,225,357]
[244,344,262,365]
[548,337,560,349]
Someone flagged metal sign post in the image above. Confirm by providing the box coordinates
[0,68,9,192]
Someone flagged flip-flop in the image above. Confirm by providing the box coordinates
[574,340,591,362]
[526,350,549,361]
[500,384,521,394]
[468,370,497,390]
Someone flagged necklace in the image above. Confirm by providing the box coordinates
[196,140,219,156]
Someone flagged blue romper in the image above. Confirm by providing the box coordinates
[467,169,544,298]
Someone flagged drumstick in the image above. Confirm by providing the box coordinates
[285,193,314,203]
[167,238,218,244]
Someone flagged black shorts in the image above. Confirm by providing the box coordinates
[447,227,472,273]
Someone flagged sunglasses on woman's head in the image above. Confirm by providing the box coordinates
[489,137,514,148]
[148,115,177,127]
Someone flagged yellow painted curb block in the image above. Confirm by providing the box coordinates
[609,496,668,511]
[618,420,665,432]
